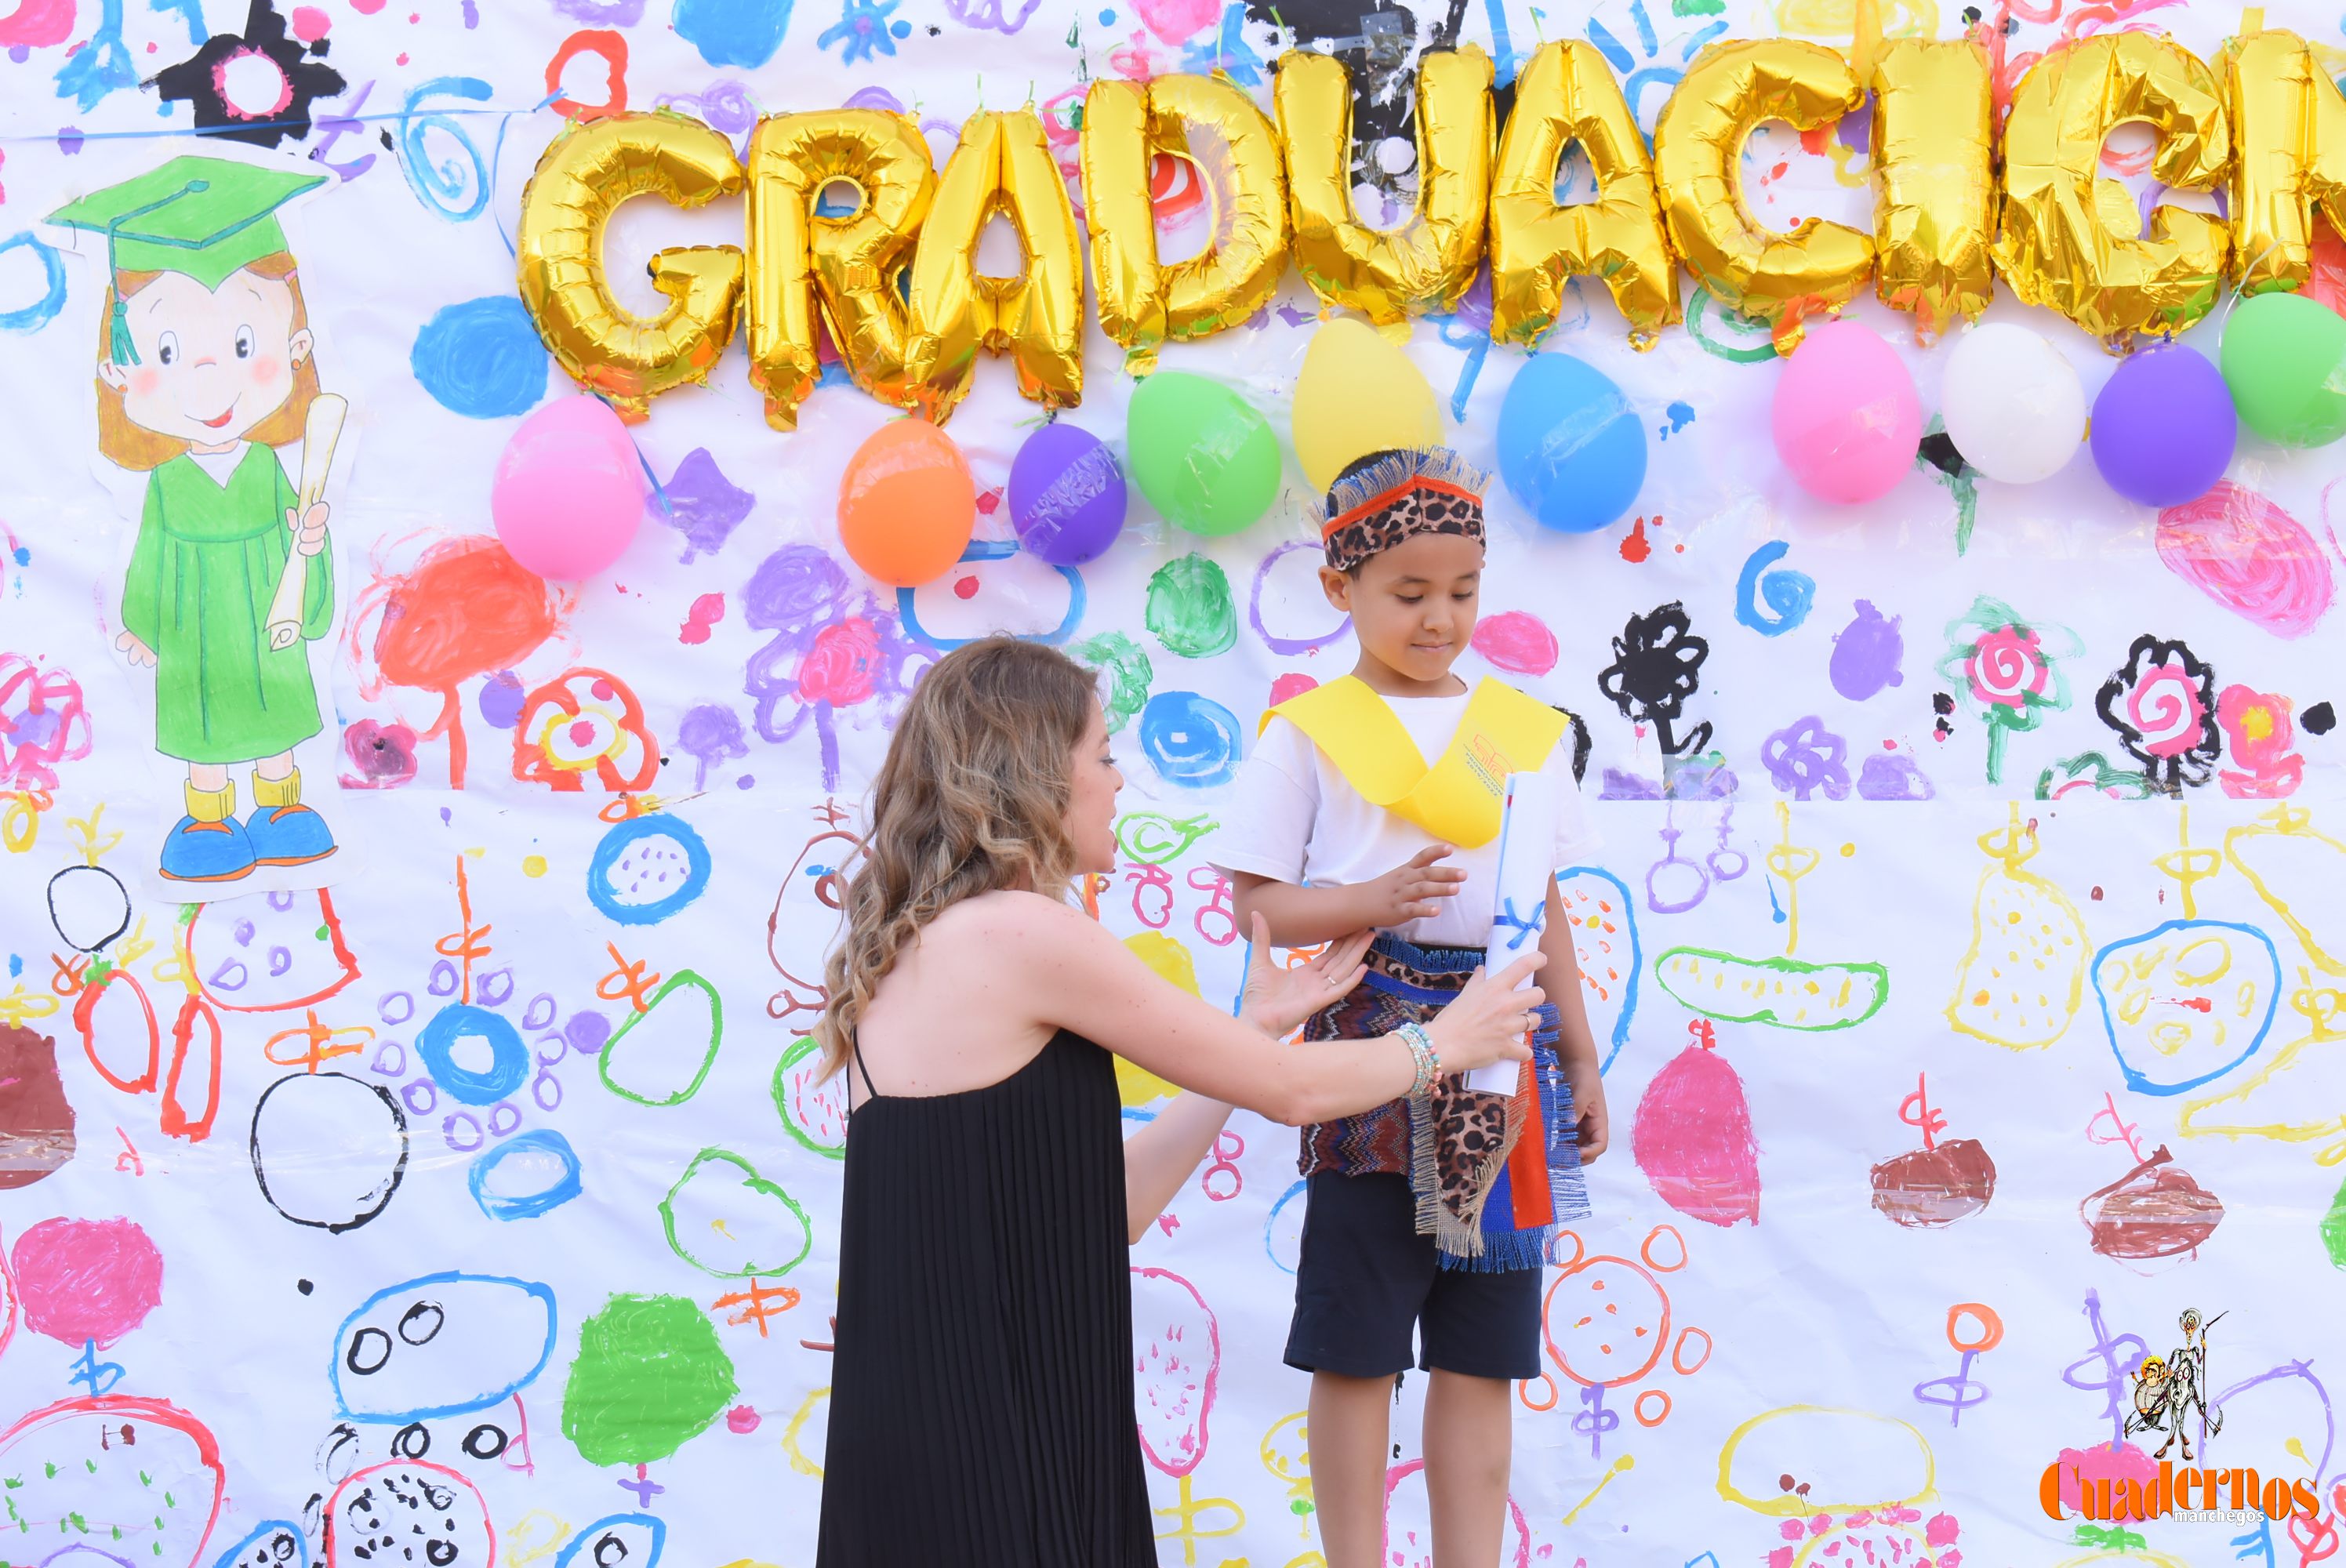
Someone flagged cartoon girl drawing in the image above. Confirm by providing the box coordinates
[49,156,340,884]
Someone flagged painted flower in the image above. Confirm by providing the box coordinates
[1963,626,2049,711]
[1935,595,2081,785]
[2215,684,2301,800]
[2094,635,2220,795]
[513,668,659,793]
[1597,601,1712,757]
[1760,715,1851,801]
[795,619,882,707]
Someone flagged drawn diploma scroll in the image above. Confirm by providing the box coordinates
[1469,771,1553,1093]
[266,392,347,652]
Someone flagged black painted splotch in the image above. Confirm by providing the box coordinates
[1597,601,1712,757]
[154,0,347,150]
[2304,700,2336,736]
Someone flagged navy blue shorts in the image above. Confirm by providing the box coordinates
[1283,1172,1543,1382]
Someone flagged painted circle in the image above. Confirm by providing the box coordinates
[416,1003,530,1105]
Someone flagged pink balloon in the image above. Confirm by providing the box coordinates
[490,395,646,580]
[1770,320,1923,504]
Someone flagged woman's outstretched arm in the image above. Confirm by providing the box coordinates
[1000,895,1541,1127]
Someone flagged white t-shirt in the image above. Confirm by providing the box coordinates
[1207,688,1603,948]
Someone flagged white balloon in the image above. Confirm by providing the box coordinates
[1941,322,2088,485]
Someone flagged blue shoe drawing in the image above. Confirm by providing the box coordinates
[245,804,338,867]
[159,815,256,883]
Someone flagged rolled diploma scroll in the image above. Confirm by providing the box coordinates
[266,393,347,652]
[1466,771,1555,1093]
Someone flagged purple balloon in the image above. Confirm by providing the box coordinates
[1008,423,1127,566]
[2089,343,2236,508]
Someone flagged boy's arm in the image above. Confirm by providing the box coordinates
[1540,873,1610,1161]
[1229,844,1467,947]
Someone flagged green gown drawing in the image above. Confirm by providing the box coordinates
[49,154,342,884]
[123,445,334,763]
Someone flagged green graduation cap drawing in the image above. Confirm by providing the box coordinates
[47,154,325,366]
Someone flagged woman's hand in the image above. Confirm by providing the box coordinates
[1237,913,1371,1038]
[1423,952,1546,1076]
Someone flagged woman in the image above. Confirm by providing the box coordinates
[812,637,1543,1567]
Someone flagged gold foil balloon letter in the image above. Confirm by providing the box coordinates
[1276,45,1494,323]
[1080,73,1290,369]
[1870,38,1994,339]
[1992,33,2232,343]
[2225,28,2346,297]
[906,108,1085,423]
[1488,39,1678,347]
[746,109,936,423]
[516,111,746,423]
[1652,38,1872,346]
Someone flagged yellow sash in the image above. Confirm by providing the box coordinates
[1261,676,1567,848]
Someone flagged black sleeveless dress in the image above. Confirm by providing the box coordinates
[815,1029,1156,1566]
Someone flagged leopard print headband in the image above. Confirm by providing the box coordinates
[1313,448,1490,573]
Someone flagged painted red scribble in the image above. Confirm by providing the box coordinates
[2215,684,2304,799]
[2309,223,2346,317]
[1618,516,1653,564]
[74,967,158,1096]
[511,667,659,793]
[1471,610,1562,675]
[679,591,725,645]
[2155,482,2334,640]
[10,1217,163,1348]
[0,655,92,792]
[347,535,566,788]
[1267,672,1318,707]
[0,1396,226,1568]
[544,28,627,120]
[1384,1459,1534,1568]
[159,994,222,1142]
[1966,0,2188,124]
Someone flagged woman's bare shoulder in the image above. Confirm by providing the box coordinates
[921,888,1101,953]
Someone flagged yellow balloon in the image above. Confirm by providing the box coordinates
[1870,38,1993,340]
[1652,38,1873,348]
[1489,39,1678,347]
[745,108,935,423]
[1292,317,1445,492]
[2224,28,2346,296]
[516,111,745,423]
[1079,73,1291,370]
[906,108,1084,423]
[1992,32,2232,343]
[1276,45,1494,323]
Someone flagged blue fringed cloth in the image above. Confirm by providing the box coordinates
[1297,931,1592,1272]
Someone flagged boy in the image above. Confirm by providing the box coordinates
[1208,446,1609,1568]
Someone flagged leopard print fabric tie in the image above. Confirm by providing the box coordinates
[1314,448,1490,574]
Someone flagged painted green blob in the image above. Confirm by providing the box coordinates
[1145,555,1237,659]
[561,1293,738,1466]
[1070,630,1155,732]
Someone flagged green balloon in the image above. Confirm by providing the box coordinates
[2220,290,2346,448]
[1125,371,1282,535]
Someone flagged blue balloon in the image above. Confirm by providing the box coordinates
[1496,354,1647,533]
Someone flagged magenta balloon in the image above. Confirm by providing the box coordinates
[2089,343,2236,508]
[1770,320,1924,504]
[1008,423,1128,565]
[490,395,646,580]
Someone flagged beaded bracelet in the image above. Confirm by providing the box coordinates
[1396,1021,1440,1098]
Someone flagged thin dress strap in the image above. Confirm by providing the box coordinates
[850,1028,881,1105]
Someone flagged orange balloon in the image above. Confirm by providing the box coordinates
[837,419,976,587]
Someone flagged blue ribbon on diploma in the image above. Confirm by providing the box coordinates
[1493,895,1545,951]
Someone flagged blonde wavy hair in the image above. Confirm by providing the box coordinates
[815,637,1099,1080]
